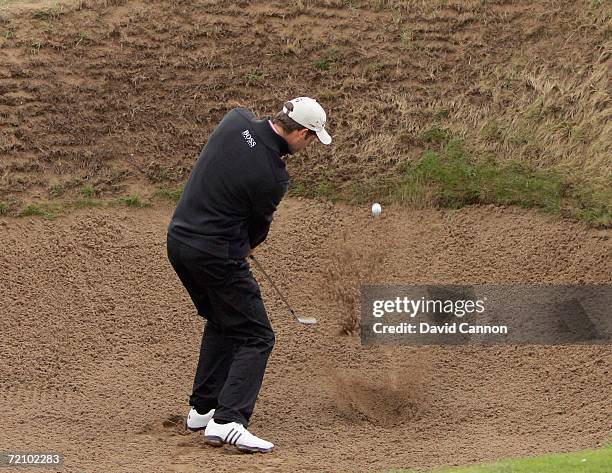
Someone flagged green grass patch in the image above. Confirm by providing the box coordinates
[564,181,612,227]
[118,194,150,208]
[397,142,610,225]
[49,183,63,198]
[314,179,341,202]
[80,184,98,198]
[17,202,62,219]
[287,181,312,198]
[72,198,106,209]
[419,125,454,146]
[389,445,612,472]
[30,41,43,54]
[75,31,92,46]
[243,68,264,85]
[313,48,340,71]
[398,147,563,212]
[0,201,8,215]
[153,186,183,202]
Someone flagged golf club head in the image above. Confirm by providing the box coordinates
[297,315,317,325]
[290,308,316,325]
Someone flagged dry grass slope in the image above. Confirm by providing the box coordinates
[0,0,610,223]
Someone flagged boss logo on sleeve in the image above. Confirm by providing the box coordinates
[242,130,256,148]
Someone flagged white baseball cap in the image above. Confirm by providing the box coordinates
[283,97,332,145]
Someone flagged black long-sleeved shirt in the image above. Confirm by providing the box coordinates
[167,108,290,259]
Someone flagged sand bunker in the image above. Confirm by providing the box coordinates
[1,200,610,472]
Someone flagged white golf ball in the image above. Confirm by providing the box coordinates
[371,203,382,217]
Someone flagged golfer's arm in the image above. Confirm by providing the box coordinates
[248,181,287,249]
[248,216,272,250]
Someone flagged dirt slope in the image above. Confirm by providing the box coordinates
[1,200,610,472]
[1,0,609,212]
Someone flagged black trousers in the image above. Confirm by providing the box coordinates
[166,236,275,427]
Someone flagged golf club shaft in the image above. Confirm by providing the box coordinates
[249,255,298,320]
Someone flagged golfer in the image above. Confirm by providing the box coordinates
[166,97,331,453]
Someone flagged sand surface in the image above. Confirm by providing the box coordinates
[1,199,610,472]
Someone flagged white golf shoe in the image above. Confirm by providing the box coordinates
[185,407,215,432]
[204,419,274,453]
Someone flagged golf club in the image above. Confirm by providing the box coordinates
[249,255,317,325]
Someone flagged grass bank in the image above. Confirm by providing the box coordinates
[290,132,611,227]
[4,160,609,227]
[389,445,612,473]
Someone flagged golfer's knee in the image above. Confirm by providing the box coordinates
[262,330,275,351]
[236,328,274,353]
[256,329,275,353]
